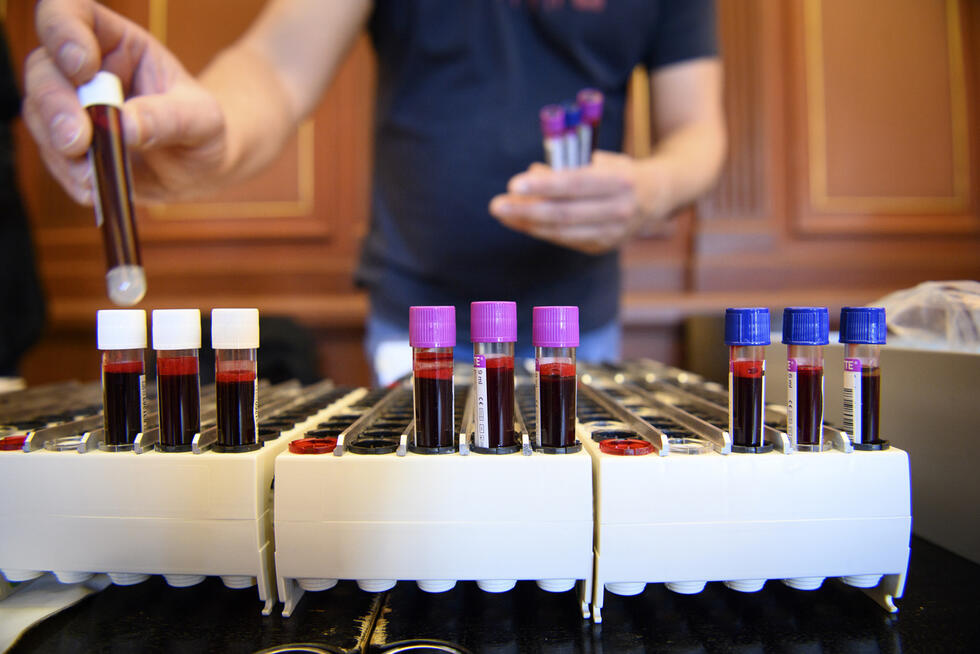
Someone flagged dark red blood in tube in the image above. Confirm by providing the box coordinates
[88,104,142,273]
[795,366,823,447]
[539,361,576,448]
[216,370,257,449]
[484,357,515,449]
[861,367,881,444]
[103,359,143,446]
[157,356,200,450]
[731,360,763,448]
[414,350,454,449]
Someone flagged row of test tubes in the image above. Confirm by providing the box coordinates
[726,306,888,453]
[539,89,604,170]
[408,303,580,455]
[97,308,260,453]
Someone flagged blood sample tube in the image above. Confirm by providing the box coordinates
[533,306,580,453]
[540,104,567,170]
[152,309,201,452]
[212,308,260,453]
[409,306,456,454]
[470,301,518,454]
[77,72,146,306]
[725,308,772,453]
[563,103,582,170]
[576,88,604,165]
[840,307,888,450]
[97,309,146,451]
[782,307,829,451]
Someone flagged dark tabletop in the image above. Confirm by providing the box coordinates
[9,536,979,653]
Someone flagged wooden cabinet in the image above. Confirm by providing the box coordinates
[625,0,978,364]
[4,1,978,386]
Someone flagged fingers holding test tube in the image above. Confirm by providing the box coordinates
[489,151,671,255]
[25,0,226,203]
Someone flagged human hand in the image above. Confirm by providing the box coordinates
[488,151,671,255]
[24,0,225,204]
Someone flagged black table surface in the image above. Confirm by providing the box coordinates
[9,536,979,653]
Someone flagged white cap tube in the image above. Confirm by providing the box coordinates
[78,71,124,108]
[152,309,202,350]
[211,308,260,349]
[97,309,147,350]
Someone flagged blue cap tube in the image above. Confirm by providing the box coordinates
[782,308,830,451]
[840,308,887,448]
[725,308,772,453]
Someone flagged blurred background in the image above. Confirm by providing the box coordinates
[2,0,978,388]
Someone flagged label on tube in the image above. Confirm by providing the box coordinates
[474,354,489,448]
[843,358,861,441]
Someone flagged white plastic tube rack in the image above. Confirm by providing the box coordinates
[580,372,911,624]
[0,383,365,614]
[273,384,594,618]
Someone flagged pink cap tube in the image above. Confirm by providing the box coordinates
[532,306,580,348]
[576,88,604,123]
[471,301,517,343]
[409,306,456,348]
[540,105,566,138]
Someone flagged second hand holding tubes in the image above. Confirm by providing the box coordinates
[539,89,604,170]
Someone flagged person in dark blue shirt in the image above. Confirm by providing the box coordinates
[23,0,725,384]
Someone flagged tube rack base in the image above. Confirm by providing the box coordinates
[0,389,365,614]
[581,422,911,623]
[273,445,594,618]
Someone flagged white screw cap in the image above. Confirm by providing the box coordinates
[78,71,124,109]
[211,308,260,349]
[97,309,147,350]
[152,309,201,350]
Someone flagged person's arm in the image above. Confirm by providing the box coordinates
[489,57,726,254]
[198,0,371,184]
[23,0,371,203]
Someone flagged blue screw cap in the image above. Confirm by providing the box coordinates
[725,308,771,346]
[564,102,582,128]
[782,307,830,345]
[839,307,887,345]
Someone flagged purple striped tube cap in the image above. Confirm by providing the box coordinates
[532,306,579,348]
[409,306,456,348]
[471,301,517,343]
[576,88,604,123]
[540,104,566,137]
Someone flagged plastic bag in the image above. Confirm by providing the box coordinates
[873,281,980,352]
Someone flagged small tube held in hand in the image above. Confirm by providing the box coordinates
[562,103,582,170]
[78,72,146,306]
[539,104,567,170]
[576,88,604,165]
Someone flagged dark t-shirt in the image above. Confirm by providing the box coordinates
[359,0,716,343]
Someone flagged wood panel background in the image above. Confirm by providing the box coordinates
[4,0,978,388]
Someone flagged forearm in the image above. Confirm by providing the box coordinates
[634,115,727,223]
[198,0,371,186]
[199,43,297,185]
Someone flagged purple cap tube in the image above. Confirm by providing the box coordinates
[576,88,604,124]
[409,306,456,348]
[532,306,580,348]
[471,301,518,343]
[539,105,566,138]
